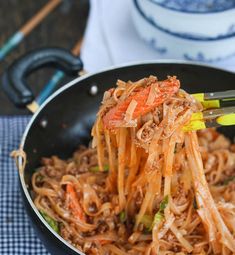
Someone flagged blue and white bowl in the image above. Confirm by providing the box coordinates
[131,0,235,62]
[138,0,235,39]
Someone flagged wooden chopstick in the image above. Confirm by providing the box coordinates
[0,0,62,61]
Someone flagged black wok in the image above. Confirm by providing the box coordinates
[2,47,235,255]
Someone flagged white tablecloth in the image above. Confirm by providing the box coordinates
[81,0,235,73]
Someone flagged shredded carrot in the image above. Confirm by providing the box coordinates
[103,76,180,129]
[99,240,112,245]
[66,184,85,221]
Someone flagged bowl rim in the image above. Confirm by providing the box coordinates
[134,0,235,41]
[18,60,235,254]
[146,0,235,14]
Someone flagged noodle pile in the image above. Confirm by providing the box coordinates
[32,76,235,254]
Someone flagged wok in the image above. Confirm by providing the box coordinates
[2,47,235,255]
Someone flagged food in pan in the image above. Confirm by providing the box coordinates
[32,76,235,254]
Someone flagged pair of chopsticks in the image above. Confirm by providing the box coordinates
[0,0,62,61]
[0,0,83,113]
[183,90,235,131]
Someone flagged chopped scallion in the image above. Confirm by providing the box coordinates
[159,195,169,212]
[151,195,169,230]
[36,174,44,182]
[140,214,153,229]
[119,211,126,222]
[89,164,109,172]
[40,210,59,233]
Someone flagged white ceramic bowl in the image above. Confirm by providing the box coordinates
[138,0,235,39]
[131,0,235,61]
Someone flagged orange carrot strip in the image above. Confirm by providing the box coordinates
[66,184,85,221]
[103,77,180,129]
[99,240,112,245]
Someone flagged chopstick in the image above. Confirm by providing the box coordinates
[183,91,235,131]
[0,0,61,61]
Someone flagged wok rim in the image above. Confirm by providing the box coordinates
[17,59,235,253]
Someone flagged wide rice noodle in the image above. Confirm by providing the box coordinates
[31,76,235,254]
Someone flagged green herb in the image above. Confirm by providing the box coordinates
[140,214,153,229]
[159,196,169,212]
[119,211,126,223]
[193,197,198,209]
[36,174,44,182]
[151,195,169,230]
[40,210,59,233]
[152,212,164,226]
[221,176,235,186]
[89,164,109,173]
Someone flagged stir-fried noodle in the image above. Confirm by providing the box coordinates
[32,76,235,254]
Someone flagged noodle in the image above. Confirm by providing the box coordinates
[31,76,235,254]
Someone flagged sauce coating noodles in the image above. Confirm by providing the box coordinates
[32,76,235,254]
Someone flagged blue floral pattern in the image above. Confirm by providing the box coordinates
[148,38,167,54]
[136,0,235,40]
[133,0,235,62]
[147,14,235,39]
[183,52,235,62]
[149,0,235,13]
[228,24,235,34]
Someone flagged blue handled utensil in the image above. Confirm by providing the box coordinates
[36,39,83,105]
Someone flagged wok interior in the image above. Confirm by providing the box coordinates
[22,63,235,194]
